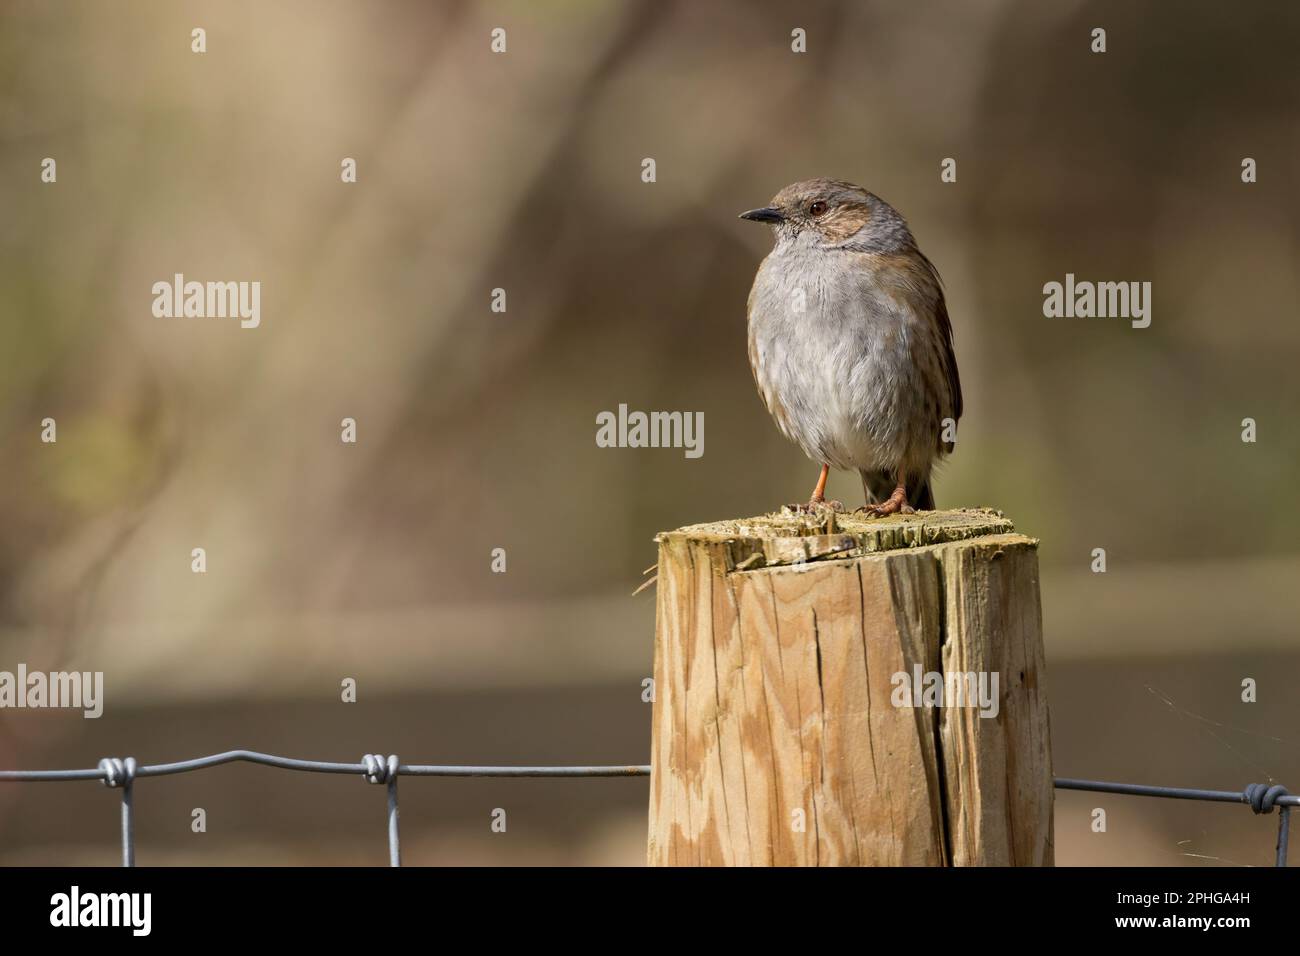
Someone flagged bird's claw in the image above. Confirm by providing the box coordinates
[856,498,914,518]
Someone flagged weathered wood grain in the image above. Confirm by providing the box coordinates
[647,509,1053,866]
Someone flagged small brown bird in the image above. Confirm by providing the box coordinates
[740,178,961,515]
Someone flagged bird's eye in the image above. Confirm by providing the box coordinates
[809,200,828,216]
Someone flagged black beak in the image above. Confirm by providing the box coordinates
[739,206,783,224]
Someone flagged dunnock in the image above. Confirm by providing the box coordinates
[741,178,962,515]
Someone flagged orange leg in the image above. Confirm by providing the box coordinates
[787,464,842,513]
[860,471,914,517]
[809,463,829,503]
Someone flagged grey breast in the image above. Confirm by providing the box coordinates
[747,238,920,473]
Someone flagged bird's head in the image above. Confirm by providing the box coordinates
[739,178,911,251]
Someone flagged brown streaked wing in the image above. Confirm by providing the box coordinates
[918,251,963,436]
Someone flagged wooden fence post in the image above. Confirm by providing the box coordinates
[647,508,1053,866]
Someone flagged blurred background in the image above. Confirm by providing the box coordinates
[1,0,1298,865]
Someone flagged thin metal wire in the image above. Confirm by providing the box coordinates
[0,751,651,867]
[120,780,134,867]
[0,752,654,781]
[386,776,400,867]
[1054,778,1299,807]
[361,754,402,866]
[0,751,1291,867]
[96,757,137,867]
[1055,778,1293,867]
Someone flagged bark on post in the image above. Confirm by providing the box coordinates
[647,508,1053,866]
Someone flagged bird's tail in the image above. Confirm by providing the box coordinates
[911,479,936,511]
[860,469,936,511]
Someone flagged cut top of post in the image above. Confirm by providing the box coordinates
[656,508,1021,573]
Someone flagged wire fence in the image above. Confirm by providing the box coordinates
[0,752,1292,867]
